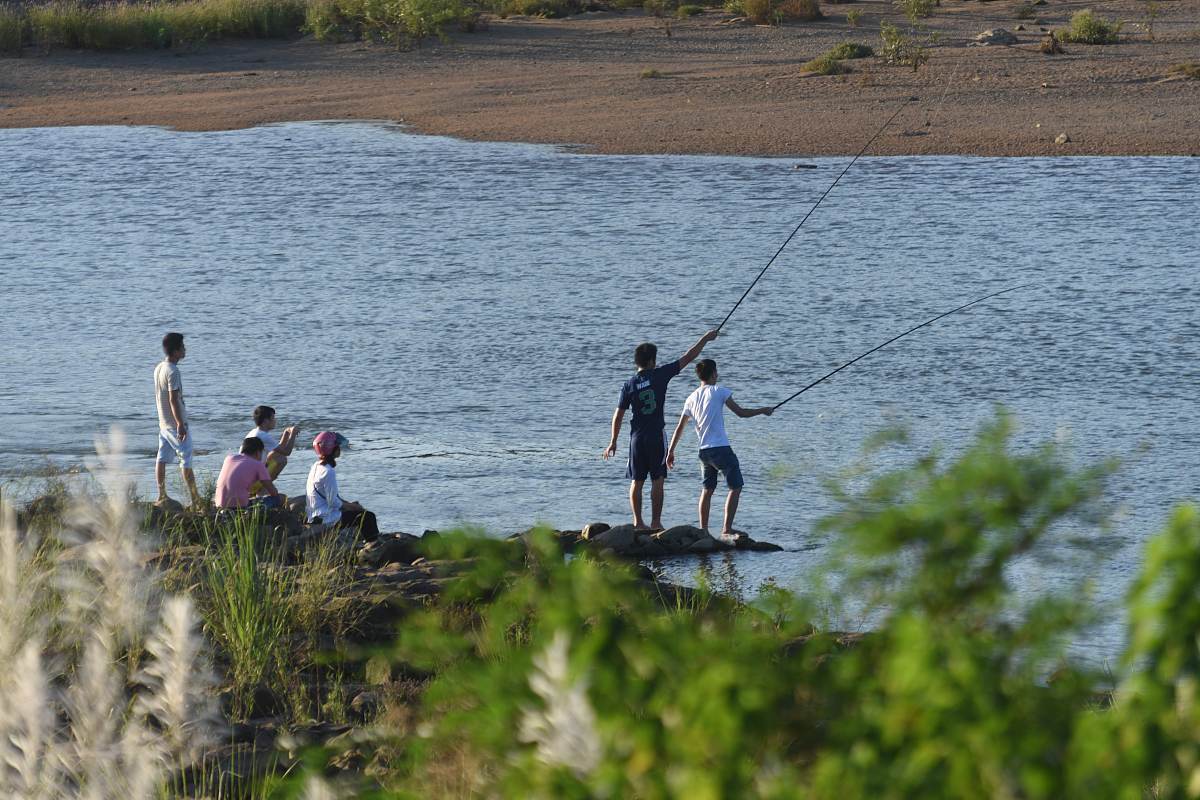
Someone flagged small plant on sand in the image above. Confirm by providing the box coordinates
[829,39,872,57]
[675,2,704,15]
[802,42,871,74]
[846,7,862,25]
[1167,62,1200,78]
[893,0,934,22]
[1057,8,1122,43]
[639,67,662,78]
[880,19,929,69]
[802,52,849,74]
[1140,0,1160,41]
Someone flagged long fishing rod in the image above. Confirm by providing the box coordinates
[716,96,915,332]
[772,283,1036,411]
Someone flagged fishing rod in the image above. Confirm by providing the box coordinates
[716,96,915,332]
[772,283,1036,411]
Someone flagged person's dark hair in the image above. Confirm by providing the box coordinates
[162,331,185,356]
[320,446,340,468]
[239,437,265,456]
[252,405,275,427]
[634,343,658,370]
[695,358,718,383]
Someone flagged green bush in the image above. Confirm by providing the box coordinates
[1167,61,1200,79]
[892,0,933,22]
[1058,8,1121,43]
[355,413,1200,797]
[802,52,848,73]
[726,0,820,22]
[828,39,871,57]
[880,20,928,70]
[675,3,704,15]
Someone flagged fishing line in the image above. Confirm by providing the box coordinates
[772,283,1036,411]
[716,95,915,332]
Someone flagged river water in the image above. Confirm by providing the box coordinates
[1,122,1196,660]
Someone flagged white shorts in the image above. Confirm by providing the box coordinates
[156,427,194,469]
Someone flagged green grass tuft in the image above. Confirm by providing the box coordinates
[828,39,872,58]
[675,3,704,15]
[1167,61,1200,79]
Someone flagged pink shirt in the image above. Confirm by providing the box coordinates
[214,453,271,509]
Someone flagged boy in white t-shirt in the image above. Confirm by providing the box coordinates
[666,358,773,541]
[153,331,202,508]
[247,405,299,480]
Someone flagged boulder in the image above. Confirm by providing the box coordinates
[589,524,637,552]
[357,532,423,568]
[581,521,611,540]
[285,494,306,515]
[973,28,1018,45]
[1055,132,1071,144]
[688,536,720,553]
[655,525,706,549]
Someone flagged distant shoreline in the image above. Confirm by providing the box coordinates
[3,4,1199,156]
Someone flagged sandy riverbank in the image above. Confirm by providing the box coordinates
[2,0,1198,155]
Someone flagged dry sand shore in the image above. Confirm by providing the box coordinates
[2,0,1198,156]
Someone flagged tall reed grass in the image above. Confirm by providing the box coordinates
[0,429,219,799]
[6,0,305,52]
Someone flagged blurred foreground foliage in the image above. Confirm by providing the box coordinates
[347,412,1200,798]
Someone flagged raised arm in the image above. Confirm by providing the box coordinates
[666,413,691,469]
[678,329,719,369]
[725,397,774,419]
[603,407,626,460]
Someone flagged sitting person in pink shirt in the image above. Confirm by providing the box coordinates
[214,437,281,510]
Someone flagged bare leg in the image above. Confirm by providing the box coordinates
[266,451,288,479]
[720,488,742,537]
[698,486,715,532]
[649,477,665,530]
[183,467,203,507]
[155,461,169,502]
[630,480,647,528]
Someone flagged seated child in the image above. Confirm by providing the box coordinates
[248,404,299,480]
[305,431,379,541]
[666,358,773,541]
[214,437,281,510]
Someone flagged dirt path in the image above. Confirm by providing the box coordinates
[2,0,1198,155]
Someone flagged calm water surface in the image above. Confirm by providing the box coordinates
[1,123,1196,661]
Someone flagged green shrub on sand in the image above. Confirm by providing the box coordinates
[1058,8,1121,43]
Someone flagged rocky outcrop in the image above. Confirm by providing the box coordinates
[511,522,783,558]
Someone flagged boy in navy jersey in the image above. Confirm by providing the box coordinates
[603,329,719,529]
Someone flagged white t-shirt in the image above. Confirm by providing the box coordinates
[306,461,342,525]
[154,360,186,432]
[682,384,734,450]
[248,426,280,453]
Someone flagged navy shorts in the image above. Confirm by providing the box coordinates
[627,431,668,482]
[699,446,744,490]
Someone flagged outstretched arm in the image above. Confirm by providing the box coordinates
[678,329,719,369]
[726,397,774,419]
[666,413,690,469]
[603,407,626,460]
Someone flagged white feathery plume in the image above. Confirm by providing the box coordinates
[518,630,603,779]
[0,503,47,669]
[134,594,220,765]
[64,631,124,798]
[118,713,166,800]
[0,639,63,800]
[60,426,153,649]
[302,774,342,800]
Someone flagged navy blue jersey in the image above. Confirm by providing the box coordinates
[617,360,682,436]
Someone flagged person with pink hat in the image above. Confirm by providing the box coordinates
[305,431,379,540]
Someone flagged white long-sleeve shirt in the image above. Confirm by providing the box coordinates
[305,461,342,524]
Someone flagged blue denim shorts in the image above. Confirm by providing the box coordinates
[699,446,744,490]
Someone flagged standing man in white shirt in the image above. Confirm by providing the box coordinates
[154,331,202,508]
[666,358,773,541]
